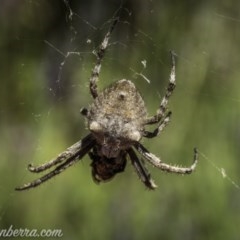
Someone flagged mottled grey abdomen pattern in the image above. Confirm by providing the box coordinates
[89,79,147,126]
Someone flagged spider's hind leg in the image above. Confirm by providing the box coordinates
[89,17,119,99]
[144,51,176,125]
[143,111,172,138]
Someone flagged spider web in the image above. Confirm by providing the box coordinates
[70,6,237,193]
[1,1,240,238]
[52,1,240,193]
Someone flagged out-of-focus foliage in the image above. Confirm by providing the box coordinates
[1,0,240,239]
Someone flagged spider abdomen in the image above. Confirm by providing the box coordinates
[88,79,147,158]
[89,79,147,124]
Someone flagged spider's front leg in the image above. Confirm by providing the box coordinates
[127,148,157,190]
[27,134,94,173]
[15,134,95,191]
[135,143,198,175]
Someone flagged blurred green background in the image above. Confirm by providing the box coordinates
[1,0,240,239]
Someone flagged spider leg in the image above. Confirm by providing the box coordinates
[15,136,95,191]
[143,111,172,138]
[90,17,119,99]
[27,134,94,173]
[127,147,157,190]
[80,107,89,117]
[135,143,198,174]
[144,51,176,125]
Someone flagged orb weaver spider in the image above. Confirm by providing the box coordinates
[16,17,198,191]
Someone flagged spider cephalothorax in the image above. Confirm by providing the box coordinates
[89,146,127,183]
[15,17,198,191]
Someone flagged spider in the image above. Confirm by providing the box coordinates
[15,17,198,191]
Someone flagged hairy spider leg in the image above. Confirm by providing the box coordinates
[15,135,95,191]
[89,17,119,99]
[127,147,157,190]
[143,111,172,138]
[28,134,94,173]
[135,143,198,174]
[145,51,176,125]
